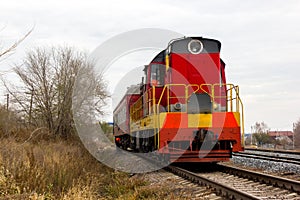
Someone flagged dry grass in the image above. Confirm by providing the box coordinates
[0,136,175,200]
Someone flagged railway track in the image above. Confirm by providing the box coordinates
[166,164,300,199]
[232,148,300,179]
[106,147,300,199]
[233,151,300,165]
[245,148,300,155]
[140,170,225,199]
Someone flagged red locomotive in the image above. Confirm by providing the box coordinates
[113,37,244,163]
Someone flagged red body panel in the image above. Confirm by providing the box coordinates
[157,112,242,162]
[158,113,241,148]
[166,53,226,106]
[170,53,220,85]
[113,94,140,136]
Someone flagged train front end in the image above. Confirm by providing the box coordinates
[129,37,244,163]
[158,37,244,162]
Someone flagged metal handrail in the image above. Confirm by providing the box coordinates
[130,83,245,147]
[155,83,244,147]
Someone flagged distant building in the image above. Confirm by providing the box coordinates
[268,131,293,139]
[268,131,293,145]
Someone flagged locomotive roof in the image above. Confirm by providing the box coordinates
[150,37,222,64]
[170,37,221,54]
[151,50,165,63]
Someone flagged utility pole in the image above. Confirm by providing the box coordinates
[4,94,9,136]
[293,123,295,150]
[29,89,34,124]
[250,125,253,145]
[5,94,9,110]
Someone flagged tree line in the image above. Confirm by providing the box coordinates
[246,121,300,149]
[1,41,108,139]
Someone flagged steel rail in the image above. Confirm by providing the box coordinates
[218,163,300,193]
[135,152,300,198]
[233,152,300,165]
[245,148,300,155]
[166,165,260,200]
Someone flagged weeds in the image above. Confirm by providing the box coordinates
[0,137,177,199]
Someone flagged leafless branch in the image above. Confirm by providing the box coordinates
[0,27,33,59]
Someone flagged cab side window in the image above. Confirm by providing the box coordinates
[150,64,165,86]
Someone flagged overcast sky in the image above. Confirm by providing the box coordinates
[1,0,300,132]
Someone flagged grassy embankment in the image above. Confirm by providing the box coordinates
[0,130,176,200]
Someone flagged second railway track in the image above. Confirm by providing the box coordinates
[233,151,300,165]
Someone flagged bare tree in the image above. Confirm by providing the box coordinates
[252,122,269,134]
[3,46,108,138]
[252,122,271,146]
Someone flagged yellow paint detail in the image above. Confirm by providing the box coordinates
[233,112,241,126]
[130,115,156,132]
[130,112,242,131]
[159,113,167,128]
[188,114,212,128]
[165,55,169,71]
[131,113,214,130]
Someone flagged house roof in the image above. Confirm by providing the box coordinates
[268,131,293,137]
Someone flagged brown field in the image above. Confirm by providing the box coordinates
[0,134,179,200]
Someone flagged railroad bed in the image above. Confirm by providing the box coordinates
[232,148,300,177]
[233,151,300,164]
[168,163,300,199]
[137,170,225,199]
[96,146,300,199]
[134,151,300,199]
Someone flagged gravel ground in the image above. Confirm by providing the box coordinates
[133,170,223,200]
[229,157,300,181]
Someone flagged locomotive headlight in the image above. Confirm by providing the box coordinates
[213,102,220,111]
[188,40,203,54]
[174,103,182,110]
